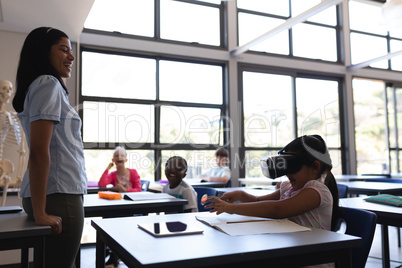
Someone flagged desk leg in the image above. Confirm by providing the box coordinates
[75,245,81,268]
[381,224,390,268]
[95,233,106,268]
[21,248,29,268]
[33,236,45,268]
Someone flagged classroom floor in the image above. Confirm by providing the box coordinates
[80,223,402,268]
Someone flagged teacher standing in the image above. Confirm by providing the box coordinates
[12,27,87,268]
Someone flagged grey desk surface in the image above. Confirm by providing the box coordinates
[0,211,51,239]
[83,193,188,218]
[92,212,361,268]
[214,186,276,197]
[339,181,402,195]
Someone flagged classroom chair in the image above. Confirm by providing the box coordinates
[140,180,150,191]
[337,183,349,198]
[193,187,217,212]
[336,207,377,268]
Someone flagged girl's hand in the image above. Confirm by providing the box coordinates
[106,162,114,170]
[204,196,234,215]
[114,183,126,192]
[35,214,62,235]
[219,190,244,203]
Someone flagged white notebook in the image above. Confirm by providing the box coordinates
[196,213,311,236]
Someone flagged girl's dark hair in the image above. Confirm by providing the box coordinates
[165,156,188,172]
[13,27,69,112]
[284,135,339,231]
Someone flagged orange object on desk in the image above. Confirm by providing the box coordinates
[98,191,122,200]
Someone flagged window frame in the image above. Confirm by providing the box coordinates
[79,46,229,181]
[238,63,348,178]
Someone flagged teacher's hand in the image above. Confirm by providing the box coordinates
[35,214,62,235]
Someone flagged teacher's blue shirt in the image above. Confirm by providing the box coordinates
[18,75,87,197]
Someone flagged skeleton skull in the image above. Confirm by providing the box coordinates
[0,80,13,105]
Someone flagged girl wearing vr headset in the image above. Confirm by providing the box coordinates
[205,135,339,232]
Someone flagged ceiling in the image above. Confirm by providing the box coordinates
[0,0,95,41]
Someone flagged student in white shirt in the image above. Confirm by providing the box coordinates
[199,147,231,184]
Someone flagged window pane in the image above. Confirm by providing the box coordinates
[84,149,155,182]
[349,1,387,35]
[160,106,221,144]
[160,0,220,46]
[161,150,215,179]
[390,39,402,71]
[397,88,402,149]
[296,78,340,148]
[387,86,396,148]
[390,29,402,39]
[244,150,278,181]
[84,0,154,37]
[83,102,154,144]
[82,52,156,100]
[350,33,389,69]
[238,13,289,55]
[237,0,289,16]
[292,23,337,62]
[390,150,398,173]
[159,61,223,104]
[329,149,342,175]
[353,78,388,174]
[243,72,293,147]
[291,0,337,26]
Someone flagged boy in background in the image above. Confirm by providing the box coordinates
[200,147,231,184]
[162,156,198,212]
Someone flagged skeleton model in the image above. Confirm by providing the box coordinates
[0,80,26,206]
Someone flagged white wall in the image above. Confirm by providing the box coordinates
[0,30,29,186]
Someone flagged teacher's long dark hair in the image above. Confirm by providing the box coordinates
[13,27,69,113]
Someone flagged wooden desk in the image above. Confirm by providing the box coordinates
[340,197,402,268]
[91,212,361,268]
[339,181,402,196]
[0,212,51,268]
[84,193,188,218]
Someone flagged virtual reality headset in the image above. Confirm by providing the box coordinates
[260,135,333,179]
[260,152,305,179]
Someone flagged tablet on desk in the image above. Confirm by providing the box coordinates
[138,221,204,237]
[0,206,22,214]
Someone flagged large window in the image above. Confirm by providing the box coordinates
[84,0,225,47]
[79,0,402,184]
[237,0,339,62]
[349,1,402,71]
[240,68,343,179]
[80,49,227,182]
[353,78,402,174]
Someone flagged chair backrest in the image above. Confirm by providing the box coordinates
[140,180,150,191]
[193,187,218,212]
[337,207,377,268]
[337,183,349,198]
